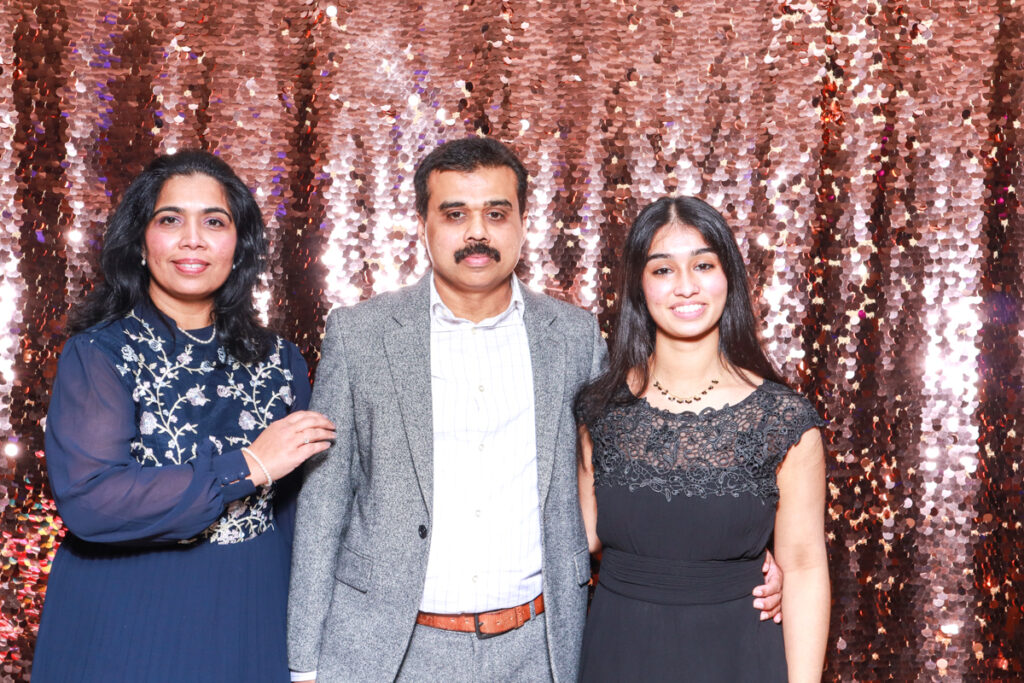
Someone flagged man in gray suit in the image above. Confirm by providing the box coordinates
[288,138,780,682]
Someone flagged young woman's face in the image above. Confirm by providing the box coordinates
[641,223,728,345]
[143,173,237,317]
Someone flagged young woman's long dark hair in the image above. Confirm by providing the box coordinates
[576,196,784,423]
[69,150,272,364]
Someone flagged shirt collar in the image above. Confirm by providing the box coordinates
[429,274,525,329]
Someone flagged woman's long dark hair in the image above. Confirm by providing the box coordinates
[69,150,272,364]
[576,196,784,423]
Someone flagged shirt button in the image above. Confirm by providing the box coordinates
[472,575,478,583]
[475,509,481,518]
[478,385,485,392]
[418,525,428,539]
[478,443,485,452]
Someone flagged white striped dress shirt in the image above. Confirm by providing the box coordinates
[419,276,543,614]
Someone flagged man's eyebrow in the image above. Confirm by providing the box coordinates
[436,199,513,210]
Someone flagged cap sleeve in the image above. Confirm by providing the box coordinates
[767,386,826,461]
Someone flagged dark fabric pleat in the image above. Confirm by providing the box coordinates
[33,527,291,683]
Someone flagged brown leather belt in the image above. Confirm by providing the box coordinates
[415,594,544,639]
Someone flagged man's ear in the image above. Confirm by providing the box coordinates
[417,216,431,261]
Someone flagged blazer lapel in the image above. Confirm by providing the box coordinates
[383,276,435,517]
[522,285,566,510]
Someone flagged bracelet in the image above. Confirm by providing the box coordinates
[241,447,273,487]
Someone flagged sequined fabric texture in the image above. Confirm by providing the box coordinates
[1,1,1022,680]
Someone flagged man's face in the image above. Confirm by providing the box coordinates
[419,166,526,305]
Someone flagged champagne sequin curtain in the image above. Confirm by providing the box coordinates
[1,1,1021,680]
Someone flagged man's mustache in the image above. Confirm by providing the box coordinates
[454,242,502,263]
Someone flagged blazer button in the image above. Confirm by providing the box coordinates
[418,525,428,539]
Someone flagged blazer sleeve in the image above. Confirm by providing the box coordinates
[588,315,608,381]
[44,336,257,545]
[288,309,358,671]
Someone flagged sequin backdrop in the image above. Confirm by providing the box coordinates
[0,0,1021,680]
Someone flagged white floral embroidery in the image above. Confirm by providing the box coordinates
[238,410,256,430]
[139,411,157,435]
[202,486,275,545]
[119,312,296,545]
[185,386,208,406]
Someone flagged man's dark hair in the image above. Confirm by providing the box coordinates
[413,137,529,218]
[69,149,273,364]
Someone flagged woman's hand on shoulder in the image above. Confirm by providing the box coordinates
[243,411,336,485]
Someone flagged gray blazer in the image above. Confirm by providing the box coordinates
[288,274,606,682]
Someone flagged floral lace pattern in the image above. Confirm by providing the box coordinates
[114,311,296,545]
[588,381,824,505]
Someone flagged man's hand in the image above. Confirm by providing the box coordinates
[753,550,783,622]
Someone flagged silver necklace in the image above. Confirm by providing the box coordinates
[179,324,216,345]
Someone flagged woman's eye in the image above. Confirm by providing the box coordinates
[157,215,178,225]
[695,262,715,271]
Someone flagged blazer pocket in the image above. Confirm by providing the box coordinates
[573,547,592,586]
[334,545,372,593]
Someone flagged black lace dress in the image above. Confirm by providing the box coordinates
[579,381,824,682]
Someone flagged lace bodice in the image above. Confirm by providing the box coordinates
[587,381,824,505]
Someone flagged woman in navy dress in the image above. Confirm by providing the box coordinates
[576,197,830,681]
[33,151,335,682]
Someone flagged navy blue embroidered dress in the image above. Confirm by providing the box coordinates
[579,381,824,682]
[33,307,310,682]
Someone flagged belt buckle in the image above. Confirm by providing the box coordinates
[473,612,502,640]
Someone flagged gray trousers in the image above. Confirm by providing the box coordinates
[396,613,552,682]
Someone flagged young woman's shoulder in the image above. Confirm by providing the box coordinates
[756,380,825,429]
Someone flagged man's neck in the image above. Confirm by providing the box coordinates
[432,276,515,323]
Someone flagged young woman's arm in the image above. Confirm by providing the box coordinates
[774,427,830,682]
[577,424,602,554]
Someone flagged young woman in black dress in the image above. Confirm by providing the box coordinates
[576,196,829,681]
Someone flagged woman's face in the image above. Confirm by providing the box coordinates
[641,222,728,345]
[143,173,237,319]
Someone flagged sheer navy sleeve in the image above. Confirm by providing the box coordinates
[44,335,257,545]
